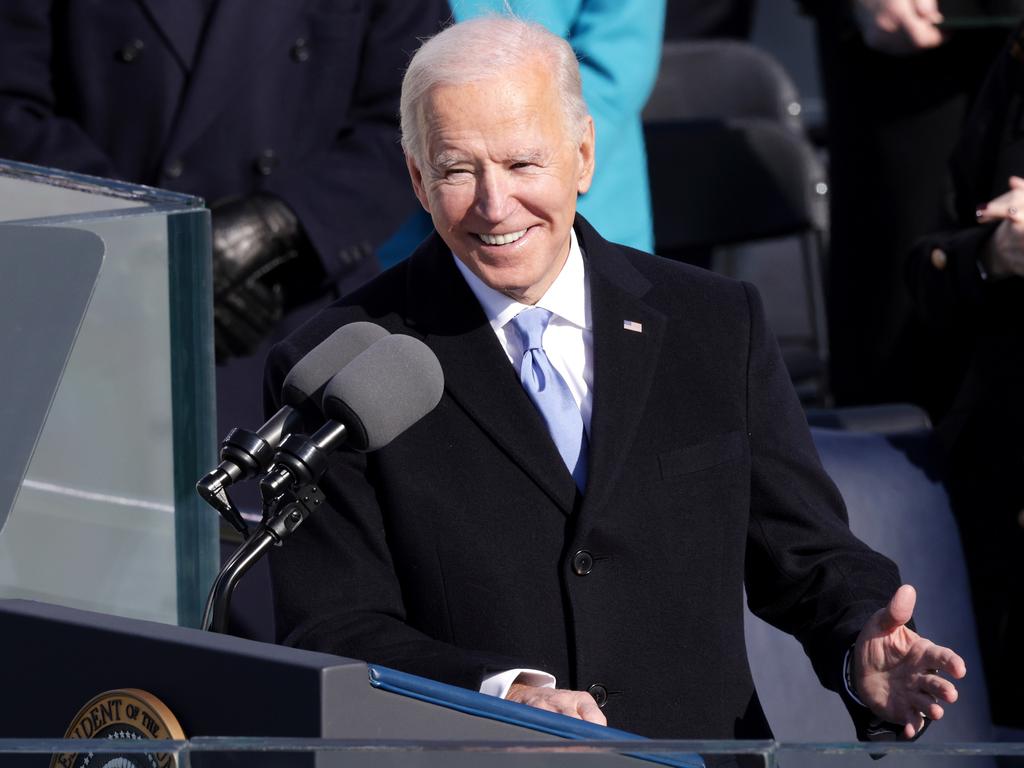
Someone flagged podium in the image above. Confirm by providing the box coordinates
[0,160,217,631]
[0,600,704,767]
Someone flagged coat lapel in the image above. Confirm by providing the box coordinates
[574,218,666,527]
[162,0,306,163]
[406,237,578,516]
[136,0,207,71]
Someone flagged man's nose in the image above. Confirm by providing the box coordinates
[474,171,515,222]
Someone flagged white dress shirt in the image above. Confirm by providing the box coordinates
[453,228,594,434]
[452,228,593,698]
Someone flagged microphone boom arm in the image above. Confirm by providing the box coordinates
[201,483,325,633]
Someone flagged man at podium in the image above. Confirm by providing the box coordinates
[265,15,965,742]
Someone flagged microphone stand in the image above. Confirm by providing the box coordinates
[201,482,325,634]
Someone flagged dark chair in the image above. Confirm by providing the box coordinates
[745,426,997,766]
[643,39,830,401]
[643,116,830,401]
[643,39,803,132]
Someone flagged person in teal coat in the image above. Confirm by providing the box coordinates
[452,1,664,252]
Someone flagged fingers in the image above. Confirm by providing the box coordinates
[917,642,967,680]
[920,672,959,704]
[933,651,962,679]
[576,694,608,726]
[905,690,945,721]
[912,0,944,23]
[977,181,1024,222]
[903,638,967,688]
[857,0,944,53]
[901,12,944,49]
[902,646,963,724]
[878,584,916,631]
[977,198,1023,224]
[903,711,927,740]
[506,685,608,726]
[940,649,967,679]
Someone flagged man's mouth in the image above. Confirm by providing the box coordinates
[475,228,528,246]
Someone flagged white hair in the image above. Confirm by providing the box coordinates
[400,15,590,166]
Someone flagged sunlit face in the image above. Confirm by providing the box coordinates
[406,58,595,305]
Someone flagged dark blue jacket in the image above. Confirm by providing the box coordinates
[0,0,449,442]
[0,0,448,289]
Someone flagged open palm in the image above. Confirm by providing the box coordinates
[854,585,967,738]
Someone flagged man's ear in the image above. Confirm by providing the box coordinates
[576,116,596,195]
[405,152,431,213]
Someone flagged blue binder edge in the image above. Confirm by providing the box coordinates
[368,665,704,768]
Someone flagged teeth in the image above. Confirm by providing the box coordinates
[477,229,527,246]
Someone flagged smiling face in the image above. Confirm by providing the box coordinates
[406,58,595,305]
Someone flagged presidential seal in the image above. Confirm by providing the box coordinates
[51,689,185,768]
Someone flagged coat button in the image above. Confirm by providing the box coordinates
[587,683,608,708]
[164,159,183,179]
[291,38,311,63]
[930,248,947,270]
[116,39,145,63]
[254,149,278,176]
[572,549,593,576]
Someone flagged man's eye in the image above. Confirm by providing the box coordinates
[511,162,534,170]
[444,168,471,178]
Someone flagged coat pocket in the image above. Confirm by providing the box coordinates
[657,430,746,479]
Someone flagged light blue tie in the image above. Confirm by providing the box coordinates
[510,307,588,491]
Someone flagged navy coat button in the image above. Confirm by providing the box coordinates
[587,683,608,708]
[572,549,593,576]
[164,159,183,179]
[116,39,145,63]
[254,149,278,176]
[291,38,311,63]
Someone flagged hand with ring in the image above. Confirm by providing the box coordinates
[976,176,1024,278]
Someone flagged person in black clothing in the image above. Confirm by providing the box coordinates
[0,0,450,443]
[805,0,1008,412]
[905,21,1024,727]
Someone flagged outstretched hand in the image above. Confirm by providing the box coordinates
[853,584,967,739]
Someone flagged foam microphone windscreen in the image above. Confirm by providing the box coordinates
[321,334,444,451]
[281,322,390,407]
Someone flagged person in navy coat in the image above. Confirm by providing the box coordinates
[266,16,967,745]
[0,0,449,439]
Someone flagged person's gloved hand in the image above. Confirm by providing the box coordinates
[211,194,305,362]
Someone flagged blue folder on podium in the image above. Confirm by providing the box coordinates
[0,600,702,767]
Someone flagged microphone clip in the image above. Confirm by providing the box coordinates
[196,467,248,538]
[262,482,326,545]
[196,424,292,538]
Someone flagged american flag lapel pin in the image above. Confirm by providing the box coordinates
[623,319,643,333]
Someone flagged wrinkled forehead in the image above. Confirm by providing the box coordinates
[416,66,570,155]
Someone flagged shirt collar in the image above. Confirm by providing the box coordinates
[453,227,589,333]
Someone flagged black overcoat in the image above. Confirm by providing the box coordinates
[0,0,447,438]
[266,217,902,739]
[0,0,442,284]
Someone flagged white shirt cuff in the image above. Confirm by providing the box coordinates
[843,646,868,707]
[479,669,557,699]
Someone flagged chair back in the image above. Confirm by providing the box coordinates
[643,40,803,132]
[644,118,827,255]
